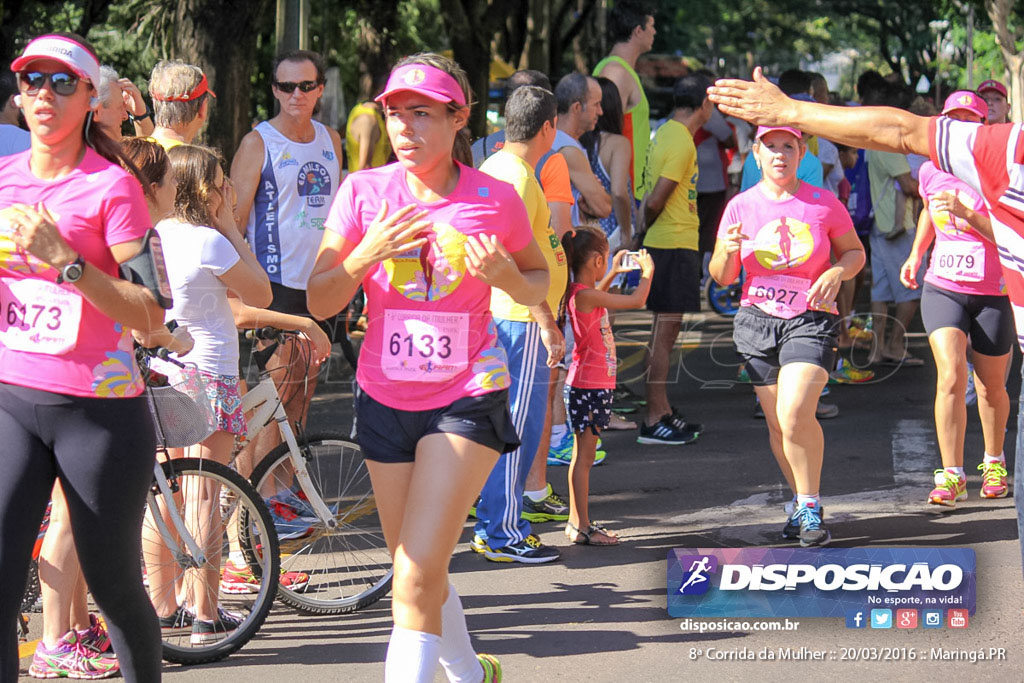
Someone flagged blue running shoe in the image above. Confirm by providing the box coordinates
[547,431,573,466]
[793,501,830,547]
[547,432,606,466]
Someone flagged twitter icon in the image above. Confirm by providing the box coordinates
[870,609,892,629]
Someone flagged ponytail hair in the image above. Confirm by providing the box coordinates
[558,224,609,325]
[391,52,475,165]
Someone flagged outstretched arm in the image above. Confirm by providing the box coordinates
[708,67,931,157]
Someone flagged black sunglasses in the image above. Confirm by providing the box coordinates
[273,80,320,94]
[18,71,80,97]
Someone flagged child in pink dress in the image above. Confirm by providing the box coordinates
[562,226,653,545]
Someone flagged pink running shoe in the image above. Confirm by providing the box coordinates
[29,630,119,680]
[77,614,113,654]
[928,469,967,508]
[978,461,1009,498]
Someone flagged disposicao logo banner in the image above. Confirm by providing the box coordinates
[667,548,975,618]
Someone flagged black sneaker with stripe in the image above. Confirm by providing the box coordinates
[669,407,703,434]
[158,605,194,635]
[637,415,699,445]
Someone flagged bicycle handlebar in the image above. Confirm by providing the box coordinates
[244,327,301,342]
[137,345,186,368]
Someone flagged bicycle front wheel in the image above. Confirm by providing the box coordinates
[142,458,279,664]
[250,434,392,614]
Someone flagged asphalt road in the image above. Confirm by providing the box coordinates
[18,306,1024,681]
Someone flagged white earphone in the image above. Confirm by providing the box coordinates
[13,94,22,108]
[89,96,100,109]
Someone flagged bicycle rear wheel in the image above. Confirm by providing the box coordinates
[249,433,392,614]
[706,270,744,316]
[142,458,279,664]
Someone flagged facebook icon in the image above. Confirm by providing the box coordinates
[845,610,867,629]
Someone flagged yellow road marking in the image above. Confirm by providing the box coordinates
[19,639,38,659]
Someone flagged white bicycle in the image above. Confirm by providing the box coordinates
[242,327,392,614]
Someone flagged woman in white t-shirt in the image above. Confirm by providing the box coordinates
[146,143,271,639]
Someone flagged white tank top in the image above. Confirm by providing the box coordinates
[246,120,340,289]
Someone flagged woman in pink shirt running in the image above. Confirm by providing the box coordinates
[899,91,1012,509]
[307,53,549,683]
[709,126,864,548]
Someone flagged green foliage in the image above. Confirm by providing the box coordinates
[654,0,843,77]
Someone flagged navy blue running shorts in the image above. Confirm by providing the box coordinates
[353,385,519,464]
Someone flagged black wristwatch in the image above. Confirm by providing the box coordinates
[129,108,153,123]
[56,255,86,284]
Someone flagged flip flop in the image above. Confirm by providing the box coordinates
[605,413,637,430]
[565,521,620,546]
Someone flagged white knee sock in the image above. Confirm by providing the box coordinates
[438,585,483,683]
[385,626,441,683]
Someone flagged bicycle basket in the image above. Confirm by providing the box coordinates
[146,367,216,448]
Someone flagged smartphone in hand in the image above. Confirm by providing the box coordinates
[622,251,643,271]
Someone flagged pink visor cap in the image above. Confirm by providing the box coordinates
[755,125,802,140]
[978,80,1007,98]
[376,63,466,106]
[942,90,988,119]
[11,35,100,85]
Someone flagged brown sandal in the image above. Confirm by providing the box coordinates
[565,521,620,546]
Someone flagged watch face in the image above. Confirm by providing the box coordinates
[64,261,83,282]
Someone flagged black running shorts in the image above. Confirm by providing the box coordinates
[353,385,519,464]
[645,247,702,314]
[733,305,839,386]
[920,282,1014,357]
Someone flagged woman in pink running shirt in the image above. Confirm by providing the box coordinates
[307,53,549,683]
[899,91,1013,509]
[0,33,164,681]
[709,125,864,548]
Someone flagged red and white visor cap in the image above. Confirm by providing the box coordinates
[11,35,100,86]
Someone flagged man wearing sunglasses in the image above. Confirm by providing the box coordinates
[231,49,342,468]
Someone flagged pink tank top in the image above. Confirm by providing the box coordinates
[566,282,616,389]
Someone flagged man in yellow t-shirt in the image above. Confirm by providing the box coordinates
[637,74,713,446]
[475,85,567,563]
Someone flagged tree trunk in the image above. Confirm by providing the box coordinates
[354,0,398,102]
[986,0,1024,123]
[523,0,550,71]
[440,0,514,138]
[173,0,270,164]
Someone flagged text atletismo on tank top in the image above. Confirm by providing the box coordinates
[918,161,1003,297]
[247,120,340,290]
[593,55,650,197]
[345,102,390,172]
[324,162,533,412]
[566,282,616,390]
[718,182,853,319]
[0,148,151,398]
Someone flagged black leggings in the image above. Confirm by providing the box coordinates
[0,383,160,682]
